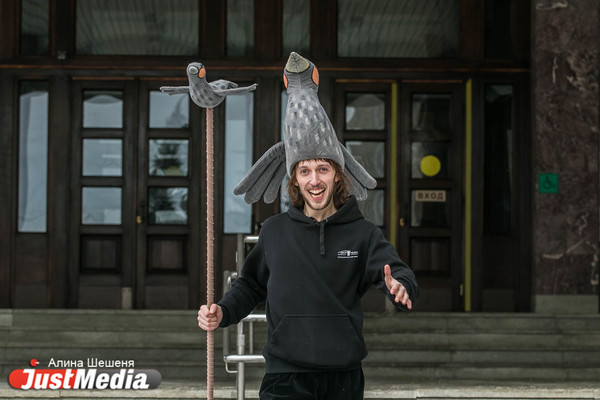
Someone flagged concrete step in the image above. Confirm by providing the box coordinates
[2,310,600,384]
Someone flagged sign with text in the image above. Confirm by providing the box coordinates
[415,190,446,202]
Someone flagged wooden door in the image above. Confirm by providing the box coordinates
[398,82,465,311]
[70,78,202,309]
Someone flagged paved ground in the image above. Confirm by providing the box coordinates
[2,379,600,399]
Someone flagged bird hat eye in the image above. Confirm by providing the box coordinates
[188,65,199,75]
[312,66,319,86]
[283,72,288,88]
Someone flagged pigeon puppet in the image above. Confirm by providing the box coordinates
[234,52,377,204]
[160,62,257,108]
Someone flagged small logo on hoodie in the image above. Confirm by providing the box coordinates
[337,250,358,259]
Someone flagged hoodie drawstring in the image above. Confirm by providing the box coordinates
[318,219,327,255]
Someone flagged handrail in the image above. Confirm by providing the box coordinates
[222,234,266,400]
[223,354,266,363]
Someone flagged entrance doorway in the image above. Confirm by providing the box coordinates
[336,79,529,312]
[69,78,203,309]
[336,81,465,311]
[335,81,464,311]
[398,82,465,311]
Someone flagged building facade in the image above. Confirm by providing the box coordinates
[0,0,597,313]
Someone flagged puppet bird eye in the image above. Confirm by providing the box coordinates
[188,65,199,75]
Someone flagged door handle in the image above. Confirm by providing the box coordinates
[399,217,405,227]
[137,201,146,224]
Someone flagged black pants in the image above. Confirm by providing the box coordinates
[259,368,364,400]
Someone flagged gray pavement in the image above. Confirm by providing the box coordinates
[2,379,600,399]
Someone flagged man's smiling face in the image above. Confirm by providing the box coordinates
[294,159,340,220]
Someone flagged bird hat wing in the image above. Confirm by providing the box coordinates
[340,142,377,201]
[160,86,190,95]
[234,141,286,204]
[212,83,258,96]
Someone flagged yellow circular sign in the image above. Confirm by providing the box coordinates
[420,155,441,177]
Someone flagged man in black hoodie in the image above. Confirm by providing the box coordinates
[198,157,419,399]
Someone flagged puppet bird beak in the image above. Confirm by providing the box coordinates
[286,52,310,73]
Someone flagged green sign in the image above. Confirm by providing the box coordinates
[539,173,558,193]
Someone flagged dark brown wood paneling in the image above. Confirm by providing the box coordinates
[310,0,336,60]
[48,75,71,307]
[460,0,485,62]
[0,74,14,307]
[53,0,74,58]
[15,234,48,284]
[512,0,531,65]
[202,0,225,58]
[253,77,281,226]
[514,74,532,312]
[0,0,17,58]
[255,0,282,60]
[14,284,47,308]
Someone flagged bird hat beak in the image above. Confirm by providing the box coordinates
[286,52,310,73]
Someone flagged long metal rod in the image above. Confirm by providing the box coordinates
[237,323,245,400]
[206,107,215,400]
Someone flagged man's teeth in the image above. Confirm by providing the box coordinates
[309,189,325,196]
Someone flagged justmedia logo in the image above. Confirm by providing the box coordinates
[8,359,161,390]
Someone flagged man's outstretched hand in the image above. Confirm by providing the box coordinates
[384,264,412,309]
[197,304,223,331]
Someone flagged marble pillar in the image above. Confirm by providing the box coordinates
[533,0,599,302]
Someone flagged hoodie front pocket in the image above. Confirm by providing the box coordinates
[268,314,367,369]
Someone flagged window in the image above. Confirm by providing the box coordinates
[227,0,254,56]
[83,90,123,128]
[338,0,459,58]
[224,93,254,233]
[18,81,48,232]
[343,90,388,228]
[83,139,123,176]
[149,91,189,129]
[20,0,49,55]
[76,0,199,55]
[283,0,309,56]
[346,93,386,130]
[148,187,188,225]
[81,187,122,225]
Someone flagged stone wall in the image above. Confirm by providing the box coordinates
[533,0,599,311]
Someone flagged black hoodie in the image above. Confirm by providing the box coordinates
[218,196,419,373]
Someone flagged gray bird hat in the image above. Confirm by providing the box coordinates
[282,52,345,177]
[234,52,376,204]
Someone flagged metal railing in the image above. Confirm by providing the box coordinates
[222,234,266,400]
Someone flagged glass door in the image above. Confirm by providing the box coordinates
[335,81,393,311]
[70,78,202,309]
[398,82,464,311]
[135,79,202,309]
